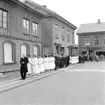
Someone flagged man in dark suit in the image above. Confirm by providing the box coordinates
[20,54,29,80]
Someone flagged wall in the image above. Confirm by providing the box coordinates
[0,0,42,42]
[41,18,53,55]
[78,33,105,54]
[0,0,42,71]
[52,18,76,56]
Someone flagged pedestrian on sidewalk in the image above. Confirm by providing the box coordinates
[20,54,29,80]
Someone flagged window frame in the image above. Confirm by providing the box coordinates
[23,18,30,35]
[72,32,74,44]
[32,22,38,37]
[3,41,16,65]
[68,30,70,42]
[0,8,8,29]
[95,36,99,44]
[62,27,65,41]
[84,39,90,46]
[55,24,59,28]
[20,43,30,57]
[104,38,105,44]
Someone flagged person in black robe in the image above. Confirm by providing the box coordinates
[20,54,29,80]
[67,56,70,67]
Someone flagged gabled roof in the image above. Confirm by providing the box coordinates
[77,22,105,35]
[24,0,77,30]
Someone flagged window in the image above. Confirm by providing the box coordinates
[23,18,30,35]
[33,46,38,56]
[62,27,65,41]
[84,39,90,46]
[21,44,30,57]
[0,9,8,36]
[32,22,38,36]
[68,30,70,42]
[95,37,99,44]
[4,42,15,63]
[72,32,74,43]
[55,24,58,28]
[21,44,27,57]
[56,46,59,54]
[104,38,105,44]
[55,33,59,39]
[60,47,65,56]
[0,9,8,28]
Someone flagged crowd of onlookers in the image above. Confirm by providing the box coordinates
[78,54,100,63]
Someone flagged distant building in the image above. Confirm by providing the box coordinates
[77,20,105,57]
[25,0,77,57]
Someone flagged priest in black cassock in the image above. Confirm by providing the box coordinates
[20,54,29,80]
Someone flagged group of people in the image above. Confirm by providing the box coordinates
[55,56,70,70]
[20,54,55,80]
[20,54,70,80]
[78,54,99,63]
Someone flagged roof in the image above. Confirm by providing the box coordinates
[77,22,105,35]
[24,0,77,30]
[11,0,47,17]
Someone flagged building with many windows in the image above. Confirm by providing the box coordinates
[25,0,77,57]
[0,0,47,72]
[77,20,105,57]
[0,0,77,73]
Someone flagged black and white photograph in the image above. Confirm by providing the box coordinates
[0,0,105,105]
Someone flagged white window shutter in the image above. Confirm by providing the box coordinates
[4,43,13,63]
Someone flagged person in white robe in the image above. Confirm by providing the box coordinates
[50,55,54,70]
[43,55,47,72]
[38,56,44,73]
[50,55,53,70]
[27,55,32,75]
[31,55,35,75]
[31,55,39,75]
[52,55,55,70]
[47,55,51,71]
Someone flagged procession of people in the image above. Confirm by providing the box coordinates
[20,54,70,80]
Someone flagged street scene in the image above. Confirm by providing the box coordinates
[0,0,105,105]
[0,61,104,105]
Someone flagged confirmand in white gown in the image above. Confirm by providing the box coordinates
[52,56,55,70]
[49,56,52,70]
[43,56,47,71]
[46,56,49,71]
[27,56,32,75]
[38,57,44,73]
[48,56,51,71]
[32,56,39,74]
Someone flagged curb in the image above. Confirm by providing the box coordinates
[0,69,64,94]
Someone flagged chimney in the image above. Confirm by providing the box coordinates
[97,19,101,24]
[43,5,47,8]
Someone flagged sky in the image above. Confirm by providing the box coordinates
[21,0,105,44]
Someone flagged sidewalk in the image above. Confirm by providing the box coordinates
[0,66,73,94]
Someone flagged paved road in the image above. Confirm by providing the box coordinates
[0,61,105,105]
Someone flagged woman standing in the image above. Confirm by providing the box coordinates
[27,55,32,75]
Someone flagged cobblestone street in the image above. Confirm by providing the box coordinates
[0,61,105,105]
